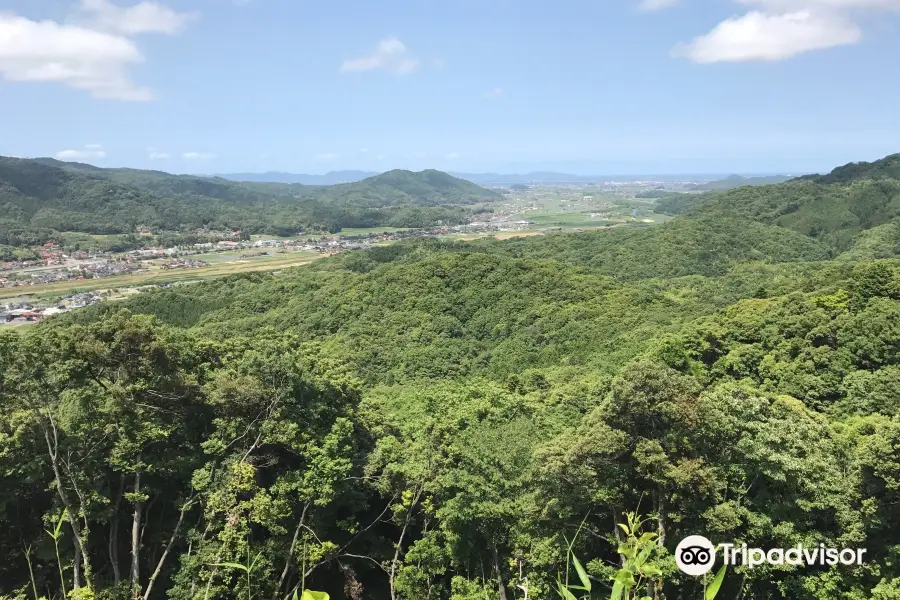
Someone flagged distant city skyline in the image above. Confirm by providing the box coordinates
[2,0,899,175]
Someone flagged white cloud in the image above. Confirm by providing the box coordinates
[147,147,170,159]
[673,0,900,62]
[315,152,339,161]
[638,0,681,11]
[183,151,216,160]
[0,14,152,100]
[674,10,860,62]
[56,144,107,160]
[741,0,900,8]
[340,37,420,75]
[0,2,195,101]
[446,152,459,160]
[75,0,199,35]
[484,87,503,99]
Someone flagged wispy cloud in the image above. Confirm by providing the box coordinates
[673,0,896,62]
[315,152,339,161]
[0,1,197,101]
[484,87,503,99]
[74,0,198,35]
[147,147,170,160]
[56,144,107,160]
[340,37,420,75]
[183,151,217,160]
[638,0,681,11]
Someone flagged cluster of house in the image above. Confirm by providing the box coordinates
[160,258,210,269]
[1,292,102,325]
[0,261,142,289]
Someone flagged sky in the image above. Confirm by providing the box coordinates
[1,0,899,175]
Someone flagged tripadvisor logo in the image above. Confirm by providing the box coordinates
[675,535,867,576]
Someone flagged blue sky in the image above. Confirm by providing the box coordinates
[1,0,899,175]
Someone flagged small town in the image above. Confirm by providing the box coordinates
[0,219,542,326]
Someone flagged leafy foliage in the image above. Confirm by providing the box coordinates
[4,152,900,600]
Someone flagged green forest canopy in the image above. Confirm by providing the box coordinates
[3,152,900,600]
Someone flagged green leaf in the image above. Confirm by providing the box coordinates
[705,564,727,600]
[640,565,662,577]
[53,512,66,538]
[634,543,654,568]
[300,592,329,600]
[209,562,248,573]
[249,551,263,573]
[614,570,636,587]
[572,553,592,593]
[617,523,630,536]
[609,580,624,600]
[557,581,578,600]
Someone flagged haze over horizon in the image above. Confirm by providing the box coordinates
[2,0,899,174]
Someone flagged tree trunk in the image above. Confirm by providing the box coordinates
[110,475,124,586]
[390,485,423,600]
[74,538,83,589]
[276,502,310,599]
[657,491,666,546]
[611,507,626,567]
[142,497,191,600]
[490,541,509,600]
[131,466,143,595]
[655,491,667,600]
[41,414,93,588]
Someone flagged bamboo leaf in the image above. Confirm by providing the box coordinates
[249,551,263,573]
[571,553,591,592]
[210,562,248,572]
[557,582,578,600]
[705,564,727,600]
[54,512,65,538]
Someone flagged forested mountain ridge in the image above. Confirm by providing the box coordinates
[655,153,900,253]
[683,173,792,190]
[0,157,496,243]
[797,152,900,184]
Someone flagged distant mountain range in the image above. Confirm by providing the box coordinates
[218,170,800,186]
[217,171,379,185]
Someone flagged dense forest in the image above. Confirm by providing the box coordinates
[0,157,499,243]
[2,153,900,600]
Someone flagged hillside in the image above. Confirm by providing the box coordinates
[0,157,497,243]
[799,152,900,184]
[654,153,900,253]
[684,173,793,190]
[312,169,502,207]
